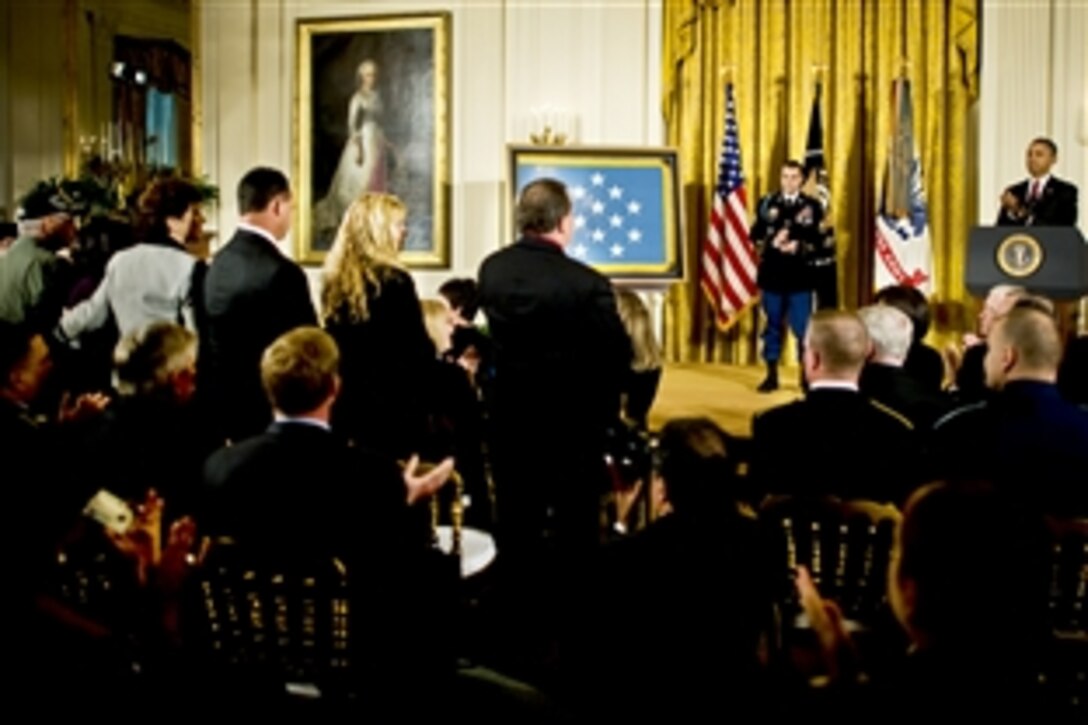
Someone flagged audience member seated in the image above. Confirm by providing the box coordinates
[321,193,434,458]
[73,322,213,517]
[750,310,921,505]
[933,308,1088,515]
[201,167,315,444]
[0,182,82,328]
[874,284,944,392]
[201,326,453,711]
[590,418,768,721]
[1,321,108,483]
[203,325,450,557]
[421,297,491,529]
[798,481,1053,718]
[858,305,949,430]
[58,179,206,344]
[615,288,662,430]
[951,284,1025,401]
[1057,332,1088,406]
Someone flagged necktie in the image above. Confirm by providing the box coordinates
[1029,180,1041,202]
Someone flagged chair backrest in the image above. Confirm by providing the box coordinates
[760,495,901,625]
[189,538,352,696]
[1045,516,1088,636]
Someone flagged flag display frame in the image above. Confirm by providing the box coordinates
[507,145,685,281]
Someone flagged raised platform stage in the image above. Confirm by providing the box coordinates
[647,363,803,437]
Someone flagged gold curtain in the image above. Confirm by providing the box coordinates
[662,0,979,363]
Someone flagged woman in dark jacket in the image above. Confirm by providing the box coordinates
[320,192,433,459]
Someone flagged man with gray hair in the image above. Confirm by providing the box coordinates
[859,305,949,429]
[750,310,922,504]
[953,283,1026,400]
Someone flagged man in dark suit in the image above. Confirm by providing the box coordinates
[996,137,1078,227]
[750,160,824,392]
[202,327,453,709]
[478,178,630,685]
[750,310,922,505]
[858,305,950,430]
[933,307,1088,516]
[201,168,316,444]
[478,178,631,554]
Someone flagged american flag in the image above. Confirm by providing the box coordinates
[701,83,758,331]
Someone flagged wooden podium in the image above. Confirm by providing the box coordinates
[967,226,1088,300]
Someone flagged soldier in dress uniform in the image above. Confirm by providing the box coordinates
[750,160,824,392]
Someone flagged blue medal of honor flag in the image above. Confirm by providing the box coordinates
[512,149,682,279]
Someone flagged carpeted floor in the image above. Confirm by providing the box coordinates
[647,362,804,436]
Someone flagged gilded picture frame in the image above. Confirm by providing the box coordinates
[295,13,450,267]
[507,145,684,280]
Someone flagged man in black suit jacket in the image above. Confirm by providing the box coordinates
[478,178,631,554]
[201,168,316,443]
[202,328,453,708]
[858,305,950,430]
[934,308,1088,516]
[996,137,1078,227]
[478,179,630,685]
[750,310,922,505]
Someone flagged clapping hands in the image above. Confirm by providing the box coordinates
[402,454,454,505]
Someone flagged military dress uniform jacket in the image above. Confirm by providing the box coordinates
[750,192,825,293]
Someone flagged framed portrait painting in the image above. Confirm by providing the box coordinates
[295,13,450,267]
[508,145,684,280]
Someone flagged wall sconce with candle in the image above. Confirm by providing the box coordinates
[527,106,577,146]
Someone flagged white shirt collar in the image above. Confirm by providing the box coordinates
[1029,174,1051,189]
[808,379,860,392]
[274,414,331,431]
[783,193,798,203]
[236,221,280,246]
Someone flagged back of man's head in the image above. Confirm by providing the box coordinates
[238,167,291,215]
[859,305,913,367]
[113,322,197,399]
[990,307,1063,379]
[804,310,870,381]
[515,178,571,237]
[894,481,1048,647]
[655,417,736,518]
[261,327,340,417]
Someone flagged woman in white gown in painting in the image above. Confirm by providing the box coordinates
[315,60,390,238]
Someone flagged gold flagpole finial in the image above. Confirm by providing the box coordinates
[719,65,735,85]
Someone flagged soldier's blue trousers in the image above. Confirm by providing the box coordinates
[760,290,812,363]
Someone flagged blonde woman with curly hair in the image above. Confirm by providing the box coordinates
[321,192,433,456]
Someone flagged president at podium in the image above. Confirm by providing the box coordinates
[996,137,1078,227]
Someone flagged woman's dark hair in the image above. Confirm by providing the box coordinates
[438,278,479,321]
[874,284,931,341]
[654,418,737,516]
[137,178,202,244]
